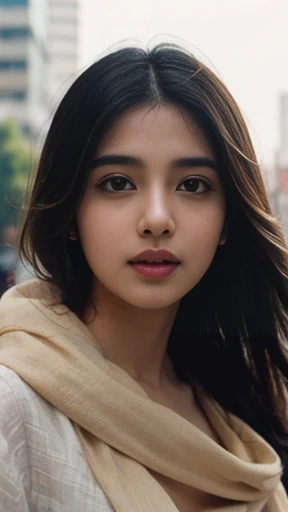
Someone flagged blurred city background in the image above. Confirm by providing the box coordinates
[0,0,288,295]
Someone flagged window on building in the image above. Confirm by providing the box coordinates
[0,60,27,70]
[0,0,28,6]
[0,28,29,38]
[49,1,78,6]
[0,90,26,100]
[50,17,77,25]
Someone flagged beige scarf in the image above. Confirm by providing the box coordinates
[0,280,287,512]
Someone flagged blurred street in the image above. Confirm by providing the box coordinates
[1,0,288,296]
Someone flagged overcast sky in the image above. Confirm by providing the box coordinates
[78,0,288,186]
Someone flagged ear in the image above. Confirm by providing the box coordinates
[68,221,79,241]
[219,220,229,246]
[69,230,78,241]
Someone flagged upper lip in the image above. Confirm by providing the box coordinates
[129,249,180,263]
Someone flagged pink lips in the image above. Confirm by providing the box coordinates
[130,262,179,278]
[128,249,180,279]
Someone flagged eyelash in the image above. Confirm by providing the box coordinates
[96,174,212,195]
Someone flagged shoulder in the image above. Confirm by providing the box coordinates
[0,363,85,468]
[0,364,80,452]
[0,365,113,512]
[0,363,44,419]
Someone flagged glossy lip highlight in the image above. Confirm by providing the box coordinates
[129,249,180,263]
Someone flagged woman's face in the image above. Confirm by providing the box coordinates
[77,105,226,310]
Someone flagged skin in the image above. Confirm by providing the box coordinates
[77,104,226,395]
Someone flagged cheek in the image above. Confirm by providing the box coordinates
[78,204,130,256]
[184,205,225,244]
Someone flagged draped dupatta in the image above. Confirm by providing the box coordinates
[0,280,287,511]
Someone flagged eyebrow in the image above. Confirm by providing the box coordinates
[91,154,218,172]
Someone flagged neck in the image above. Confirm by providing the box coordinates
[82,285,180,391]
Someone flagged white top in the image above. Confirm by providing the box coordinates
[0,365,114,512]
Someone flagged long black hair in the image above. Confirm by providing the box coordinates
[19,43,288,488]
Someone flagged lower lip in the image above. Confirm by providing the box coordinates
[129,262,179,278]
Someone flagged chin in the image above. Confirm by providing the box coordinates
[121,294,181,311]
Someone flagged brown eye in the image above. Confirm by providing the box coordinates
[96,175,135,193]
[177,178,211,194]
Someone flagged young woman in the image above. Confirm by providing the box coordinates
[0,42,287,512]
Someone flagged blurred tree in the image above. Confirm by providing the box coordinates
[0,120,31,239]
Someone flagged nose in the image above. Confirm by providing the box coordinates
[137,187,176,238]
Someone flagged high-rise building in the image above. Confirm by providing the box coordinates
[48,0,79,106]
[0,0,49,135]
[0,0,79,137]
[277,94,288,175]
[275,94,288,240]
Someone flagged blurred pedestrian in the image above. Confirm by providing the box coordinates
[0,43,287,511]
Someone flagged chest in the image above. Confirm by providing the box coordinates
[148,471,237,512]
[146,384,229,511]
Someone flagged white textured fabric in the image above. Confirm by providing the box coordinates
[0,364,114,512]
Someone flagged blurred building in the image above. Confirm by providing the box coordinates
[277,94,288,188]
[0,0,79,139]
[276,93,288,240]
[48,0,79,107]
[264,165,280,217]
[0,0,49,135]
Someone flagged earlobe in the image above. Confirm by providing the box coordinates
[219,230,227,246]
[69,230,78,241]
[219,220,229,246]
[69,220,79,241]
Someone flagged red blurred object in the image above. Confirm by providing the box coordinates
[278,169,288,192]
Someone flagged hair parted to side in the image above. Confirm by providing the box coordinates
[19,43,288,486]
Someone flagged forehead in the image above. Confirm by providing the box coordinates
[95,104,215,160]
